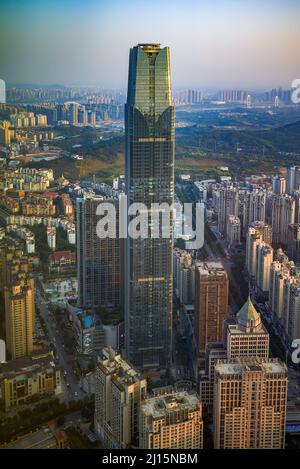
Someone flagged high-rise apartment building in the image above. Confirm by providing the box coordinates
[195,262,229,355]
[0,237,35,360]
[242,190,266,237]
[213,357,288,449]
[255,242,273,294]
[5,278,35,360]
[287,224,300,266]
[269,251,296,323]
[283,276,300,341]
[272,175,286,195]
[0,125,11,145]
[220,90,248,103]
[226,214,241,246]
[271,194,295,245]
[293,167,300,192]
[216,185,239,235]
[125,44,174,370]
[139,389,203,449]
[286,166,300,193]
[250,221,272,245]
[76,194,121,309]
[94,347,147,448]
[246,227,262,278]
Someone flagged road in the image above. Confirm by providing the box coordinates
[35,279,85,402]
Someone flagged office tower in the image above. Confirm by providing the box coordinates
[200,298,269,412]
[76,194,121,309]
[195,262,229,355]
[5,277,35,360]
[250,221,272,245]
[271,195,295,245]
[272,175,286,195]
[255,242,273,295]
[216,185,239,234]
[213,357,288,449]
[139,389,203,449]
[287,224,300,266]
[227,297,269,359]
[226,214,241,246]
[125,44,174,370]
[94,347,147,448]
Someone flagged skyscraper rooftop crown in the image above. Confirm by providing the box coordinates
[236,296,261,332]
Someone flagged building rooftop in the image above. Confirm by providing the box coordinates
[138,43,161,49]
[141,390,200,419]
[98,347,144,388]
[0,350,56,378]
[215,358,287,377]
[0,425,66,449]
[196,261,227,277]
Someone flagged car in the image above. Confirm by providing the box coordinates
[74,391,78,397]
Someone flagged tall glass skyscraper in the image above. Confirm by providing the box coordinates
[125,44,175,370]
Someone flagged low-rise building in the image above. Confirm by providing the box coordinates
[0,352,62,411]
[49,250,76,273]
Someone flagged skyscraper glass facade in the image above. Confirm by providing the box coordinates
[125,44,175,369]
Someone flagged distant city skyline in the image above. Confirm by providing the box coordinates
[1,0,299,89]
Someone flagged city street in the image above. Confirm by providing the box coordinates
[35,280,85,402]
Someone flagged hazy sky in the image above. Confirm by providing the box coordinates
[0,0,299,90]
